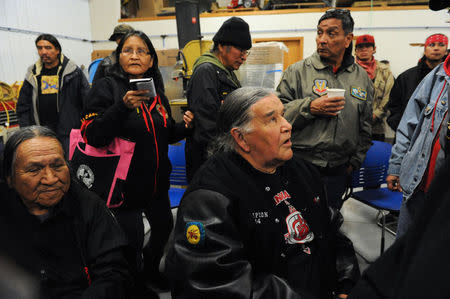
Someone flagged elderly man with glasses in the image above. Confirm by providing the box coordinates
[185,16,252,182]
[277,9,374,210]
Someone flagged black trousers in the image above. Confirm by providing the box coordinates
[372,133,385,142]
[316,163,349,210]
[111,191,173,293]
[143,191,174,277]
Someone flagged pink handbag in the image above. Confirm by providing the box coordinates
[69,129,135,208]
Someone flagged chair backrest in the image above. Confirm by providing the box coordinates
[88,58,104,83]
[351,141,392,189]
[168,139,188,186]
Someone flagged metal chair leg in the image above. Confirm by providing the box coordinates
[380,210,386,255]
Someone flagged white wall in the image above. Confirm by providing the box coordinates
[89,0,120,50]
[1,1,447,84]
[90,2,448,77]
[0,0,93,84]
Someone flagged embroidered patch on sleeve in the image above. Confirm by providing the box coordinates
[185,222,205,246]
[312,79,328,96]
[350,86,367,101]
[156,104,169,119]
[41,75,59,94]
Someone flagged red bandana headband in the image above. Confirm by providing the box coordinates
[425,34,448,47]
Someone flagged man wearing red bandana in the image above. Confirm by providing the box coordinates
[355,35,394,141]
[387,33,448,132]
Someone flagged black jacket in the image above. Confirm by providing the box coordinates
[387,56,435,131]
[17,55,89,139]
[166,152,360,299]
[82,65,187,209]
[348,156,450,299]
[0,180,131,299]
[185,60,240,181]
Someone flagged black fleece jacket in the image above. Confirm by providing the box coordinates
[0,180,131,299]
[166,152,360,298]
[82,65,187,209]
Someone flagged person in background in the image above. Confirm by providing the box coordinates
[277,9,373,210]
[92,24,134,84]
[387,33,448,132]
[81,30,193,298]
[17,34,89,155]
[386,53,449,238]
[355,34,394,141]
[166,87,360,299]
[0,126,131,299]
[185,16,251,181]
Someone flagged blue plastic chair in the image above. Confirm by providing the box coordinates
[88,58,104,83]
[345,141,403,255]
[168,140,188,207]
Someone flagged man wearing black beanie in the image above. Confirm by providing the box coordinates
[185,17,252,182]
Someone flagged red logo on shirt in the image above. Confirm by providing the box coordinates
[284,211,314,244]
[273,190,291,205]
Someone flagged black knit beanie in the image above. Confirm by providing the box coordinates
[213,17,252,50]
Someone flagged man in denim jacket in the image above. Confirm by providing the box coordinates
[387,54,449,238]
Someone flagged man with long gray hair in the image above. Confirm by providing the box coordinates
[166,87,359,299]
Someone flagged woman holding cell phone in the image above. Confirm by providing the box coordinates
[82,30,193,298]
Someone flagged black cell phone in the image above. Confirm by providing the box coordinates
[130,78,156,98]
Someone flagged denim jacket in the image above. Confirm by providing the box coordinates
[388,60,449,201]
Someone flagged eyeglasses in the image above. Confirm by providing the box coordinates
[233,45,251,57]
[121,48,150,57]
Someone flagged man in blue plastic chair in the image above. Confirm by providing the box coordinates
[166,87,360,299]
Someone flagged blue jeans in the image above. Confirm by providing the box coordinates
[397,190,426,239]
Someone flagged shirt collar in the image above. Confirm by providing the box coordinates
[310,51,355,73]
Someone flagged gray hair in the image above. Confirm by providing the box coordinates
[2,126,63,180]
[208,87,274,156]
[318,9,354,35]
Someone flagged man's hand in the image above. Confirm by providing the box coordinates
[386,175,402,192]
[337,294,348,299]
[310,95,345,116]
[183,110,194,129]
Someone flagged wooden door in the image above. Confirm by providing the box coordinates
[253,37,303,70]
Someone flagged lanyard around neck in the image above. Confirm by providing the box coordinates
[140,94,167,194]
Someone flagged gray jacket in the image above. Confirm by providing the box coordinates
[277,52,373,170]
[17,54,89,138]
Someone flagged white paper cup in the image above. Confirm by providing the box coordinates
[326,88,345,97]
[326,88,345,114]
